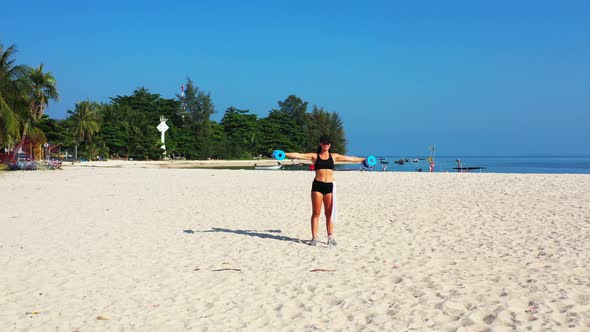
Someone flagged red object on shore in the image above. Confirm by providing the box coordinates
[429,162,434,172]
[309,164,315,170]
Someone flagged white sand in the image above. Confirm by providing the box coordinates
[1,167,589,330]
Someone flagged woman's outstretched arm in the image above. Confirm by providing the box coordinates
[285,152,315,160]
[332,153,365,163]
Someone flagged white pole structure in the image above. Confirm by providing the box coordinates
[331,182,337,224]
[180,85,186,120]
[156,116,169,158]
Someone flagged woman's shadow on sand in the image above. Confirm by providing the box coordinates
[184,228,302,244]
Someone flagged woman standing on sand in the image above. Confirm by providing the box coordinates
[285,135,366,246]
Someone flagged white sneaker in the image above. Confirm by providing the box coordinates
[327,236,337,246]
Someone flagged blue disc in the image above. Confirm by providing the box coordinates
[273,150,286,160]
[366,155,377,166]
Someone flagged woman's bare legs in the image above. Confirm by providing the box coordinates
[323,193,334,234]
[310,192,324,243]
[310,191,335,246]
[323,193,336,246]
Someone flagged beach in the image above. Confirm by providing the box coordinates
[1,165,589,330]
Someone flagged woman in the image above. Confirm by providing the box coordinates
[285,135,366,246]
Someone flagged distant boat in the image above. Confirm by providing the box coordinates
[453,166,485,172]
[254,164,282,170]
[453,159,485,172]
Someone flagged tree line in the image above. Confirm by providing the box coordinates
[1,43,348,161]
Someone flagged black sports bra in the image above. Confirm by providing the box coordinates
[314,153,334,170]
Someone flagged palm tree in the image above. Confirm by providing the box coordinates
[67,100,100,159]
[28,64,59,121]
[0,43,29,148]
[20,64,59,160]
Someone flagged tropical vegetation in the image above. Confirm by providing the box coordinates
[1,42,349,162]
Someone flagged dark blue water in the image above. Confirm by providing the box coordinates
[332,156,590,174]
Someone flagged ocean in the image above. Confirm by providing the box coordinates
[330,156,590,174]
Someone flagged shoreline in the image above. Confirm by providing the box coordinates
[62,159,309,169]
[60,159,371,169]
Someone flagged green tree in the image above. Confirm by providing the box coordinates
[220,107,259,158]
[326,111,347,153]
[1,44,60,158]
[96,103,130,158]
[258,110,302,155]
[178,78,215,158]
[307,105,347,153]
[68,99,100,148]
[37,115,75,148]
[28,64,59,121]
[275,95,308,150]
[16,63,60,154]
[306,105,329,151]
[0,43,29,148]
[84,142,109,161]
[208,121,225,159]
[109,88,175,159]
[278,95,308,126]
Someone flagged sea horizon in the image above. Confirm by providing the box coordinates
[333,155,590,174]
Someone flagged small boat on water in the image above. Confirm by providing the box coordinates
[254,164,283,170]
[453,166,485,172]
[453,159,485,172]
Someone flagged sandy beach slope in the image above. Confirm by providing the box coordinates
[1,167,589,330]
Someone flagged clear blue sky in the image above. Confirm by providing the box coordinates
[2,0,589,156]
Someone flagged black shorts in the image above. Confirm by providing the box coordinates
[311,180,333,195]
